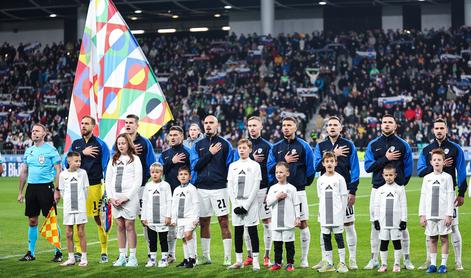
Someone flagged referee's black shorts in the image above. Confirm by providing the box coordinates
[25,182,55,217]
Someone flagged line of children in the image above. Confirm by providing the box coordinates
[55,144,459,273]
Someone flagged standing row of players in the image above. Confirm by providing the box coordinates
[17,114,468,273]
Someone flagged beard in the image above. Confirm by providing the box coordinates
[81,129,92,137]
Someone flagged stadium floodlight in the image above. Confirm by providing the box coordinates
[214,14,221,18]
[131,30,145,34]
[130,16,138,20]
[318,1,327,5]
[134,10,142,14]
[49,14,57,18]
[224,5,232,9]
[158,28,177,33]
[222,26,231,31]
[172,15,179,19]
[190,27,209,32]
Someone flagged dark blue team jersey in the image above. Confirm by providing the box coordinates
[158,144,191,192]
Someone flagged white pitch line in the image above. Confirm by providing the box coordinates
[0,233,144,260]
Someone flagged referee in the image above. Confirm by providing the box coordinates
[18,123,62,262]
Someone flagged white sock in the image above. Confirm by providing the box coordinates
[345,224,357,261]
[452,225,462,265]
[338,248,346,264]
[143,225,150,255]
[253,252,259,264]
[201,238,211,259]
[263,224,272,257]
[394,249,402,265]
[119,248,126,258]
[320,231,325,261]
[187,238,196,259]
[68,253,74,260]
[425,236,430,261]
[300,227,310,263]
[193,230,198,258]
[430,253,437,266]
[380,250,388,266]
[168,227,177,257]
[401,229,410,260]
[325,250,333,265]
[223,239,232,259]
[161,252,168,260]
[441,253,448,266]
[183,242,189,260]
[129,248,136,258]
[370,222,379,261]
[244,227,252,257]
[81,252,87,260]
[150,252,156,260]
[236,253,243,264]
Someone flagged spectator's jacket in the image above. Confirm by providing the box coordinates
[417,138,468,197]
[158,144,192,192]
[183,133,204,149]
[267,136,315,191]
[314,136,360,195]
[66,135,110,185]
[234,136,272,190]
[190,135,233,190]
[365,134,413,188]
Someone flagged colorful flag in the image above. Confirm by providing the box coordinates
[65,0,173,151]
[40,207,61,250]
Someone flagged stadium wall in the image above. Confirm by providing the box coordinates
[0,20,64,47]
[421,4,451,30]
[229,9,323,36]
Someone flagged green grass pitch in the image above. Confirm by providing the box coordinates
[1,177,470,277]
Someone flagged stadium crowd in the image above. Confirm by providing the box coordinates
[1,27,471,152]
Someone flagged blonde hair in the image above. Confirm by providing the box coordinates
[150,162,163,172]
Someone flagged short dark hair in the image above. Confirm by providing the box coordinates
[67,151,80,158]
[327,116,342,124]
[170,126,184,134]
[383,164,396,172]
[82,115,96,126]
[382,114,396,122]
[126,114,140,121]
[282,116,298,126]
[434,118,447,127]
[178,166,191,174]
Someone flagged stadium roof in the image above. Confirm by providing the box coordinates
[0,0,452,23]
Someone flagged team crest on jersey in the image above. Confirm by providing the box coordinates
[444,148,449,155]
[388,146,396,152]
[291,149,297,155]
[257,148,263,154]
[38,155,45,164]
